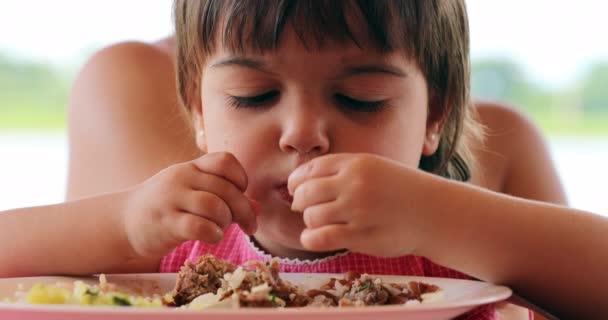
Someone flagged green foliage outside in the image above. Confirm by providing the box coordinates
[471,57,608,136]
[1,52,607,136]
[580,62,608,115]
[0,53,71,130]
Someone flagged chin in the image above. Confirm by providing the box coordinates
[274,223,306,249]
[257,215,306,248]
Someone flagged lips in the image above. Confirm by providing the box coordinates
[277,184,294,204]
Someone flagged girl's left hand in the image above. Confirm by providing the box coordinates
[288,153,438,257]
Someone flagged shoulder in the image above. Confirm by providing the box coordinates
[71,40,175,95]
[67,39,180,140]
[475,101,543,147]
[68,40,177,124]
[66,38,198,199]
[474,100,551,173]
[472,100,567,204]
[89,36,174,64]
[469,101,534,190]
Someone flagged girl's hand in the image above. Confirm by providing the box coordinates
[123,152,257,257]
[288,153,437,257]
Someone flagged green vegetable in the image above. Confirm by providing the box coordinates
[84,288,98,296]
[357,282,371,293]
[112,296,132,306]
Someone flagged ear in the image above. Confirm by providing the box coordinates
[191,101,208,154]
[422,120,442,156]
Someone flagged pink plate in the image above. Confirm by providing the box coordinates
[0,273,511,320]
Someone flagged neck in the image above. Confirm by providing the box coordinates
[251,234,346,261]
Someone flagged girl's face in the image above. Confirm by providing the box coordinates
[196,27,441,257]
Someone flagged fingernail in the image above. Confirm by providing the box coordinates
[214,227,224,242]
[289,164,311,195]
[290,165,305,178]
[300,229,312,248]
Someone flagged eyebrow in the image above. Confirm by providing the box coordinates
[211,57,273,74]
[211,57,407,78]
[341,64,407,78]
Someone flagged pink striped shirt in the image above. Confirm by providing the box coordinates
[160,224,496,319]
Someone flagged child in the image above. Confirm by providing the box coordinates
[1,0,606,319]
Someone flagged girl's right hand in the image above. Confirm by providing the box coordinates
[122,152,257,258]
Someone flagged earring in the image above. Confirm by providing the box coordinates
[196,130,208,153]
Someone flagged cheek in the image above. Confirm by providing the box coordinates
[200,74,240,152]
[348,105,427,167]
[202,112,233,151]
[370,125,426,166]
[201,92,243,152]
[204,113,259,163]
[390,88,429,165]
[201,99,274,180]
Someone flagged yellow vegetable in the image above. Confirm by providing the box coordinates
[23,281,165,307]
[26,284,70,304]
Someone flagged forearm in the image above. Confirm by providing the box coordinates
[417,176,607,318]
[0,191,157,277]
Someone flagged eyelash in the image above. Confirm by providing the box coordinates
[227,92,387,113]
[227,91,279,109]
[334,94,387,113]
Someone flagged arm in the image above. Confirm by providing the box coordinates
[0,153,256,278]
[472,103,569,319]
[0,192,141,277]
[288,154,605,319]
[417,176,605,319]
[66,40,199,200]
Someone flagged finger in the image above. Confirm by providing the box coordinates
[300,224,351,252]
[192,152,248,192]
[186,173,256,235]
[170,213,225,245]
[302,201,348,229]
[291,176,339,212]
[177,191,232,230]
[288,154,348,196]
[249,198,261,217]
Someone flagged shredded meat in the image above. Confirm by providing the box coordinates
[306,289,338,306]
[240,261,310,307]
[170,255,236,306]
[407,281,441,300]
[170,255,441,308]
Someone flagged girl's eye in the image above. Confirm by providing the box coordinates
[227,91,279,109]
[334,94,386,112]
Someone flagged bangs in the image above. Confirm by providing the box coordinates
[194,0,418,56]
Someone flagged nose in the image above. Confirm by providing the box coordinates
[279,102,330,157]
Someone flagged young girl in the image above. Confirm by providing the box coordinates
[1,0,606,319]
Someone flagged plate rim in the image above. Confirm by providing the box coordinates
[0,273,512,314]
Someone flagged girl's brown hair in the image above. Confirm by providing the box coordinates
[173,0,482,181]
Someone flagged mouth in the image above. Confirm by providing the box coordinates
[276,184,294,205]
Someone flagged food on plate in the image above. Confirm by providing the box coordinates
[12,274,168,307]
[8,255,443,309]
[173,255,443,309]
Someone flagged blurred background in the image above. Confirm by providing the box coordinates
[0,0,606,214]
